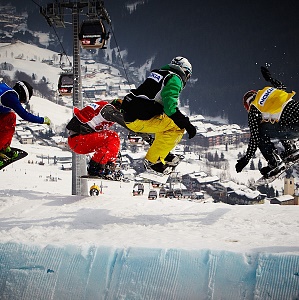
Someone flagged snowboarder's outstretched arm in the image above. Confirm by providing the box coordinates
[261,66,286,90]
[1,92,44,124]
[101,104,155,144]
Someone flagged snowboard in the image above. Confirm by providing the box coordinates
[0,148,28,171]
[139,171,170,184]
[139,156,184,184]
[253,158,299,186]
[81,175,105,179]
[80,173,122,181]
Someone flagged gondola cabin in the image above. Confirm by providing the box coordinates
[79,19,109,49]
[58,73,73,96]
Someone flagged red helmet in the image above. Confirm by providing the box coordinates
[243,90,257,111]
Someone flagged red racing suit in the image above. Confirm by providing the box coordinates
[67,101,120,164]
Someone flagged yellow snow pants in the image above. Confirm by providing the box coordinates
[126,114,185,164]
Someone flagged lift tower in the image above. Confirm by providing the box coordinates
[40,1,111,195]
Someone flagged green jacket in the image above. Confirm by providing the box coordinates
[122,64,190,129]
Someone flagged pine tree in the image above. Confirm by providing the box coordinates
[220,152,225,161]
[214,151,219,162]
[258,159,262,170]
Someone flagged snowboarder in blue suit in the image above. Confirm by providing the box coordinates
[0,80,51,166]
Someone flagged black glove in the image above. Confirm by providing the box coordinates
[185,123,196,139]
[169,109,190,129]
[169,110,196,138]
[235,156,249,173]
[261,66,272,82]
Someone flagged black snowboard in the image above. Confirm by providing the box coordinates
[253,158,299,186]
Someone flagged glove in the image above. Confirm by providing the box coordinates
[185,123,196,139]
[261,66,272,82]
[43,116,51,125]
[169,109,190,129]
[235,156,249,173]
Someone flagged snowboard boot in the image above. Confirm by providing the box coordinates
[0,146,18,161]
[280,140,299,163]
[260,153,285,178]
[104,162,116,180]
[144,159,173,176]
[87,159,105,177]
[281,149,299,163]
[164,152,185,167]
[0,147,18,167]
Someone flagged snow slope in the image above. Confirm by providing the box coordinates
[0,43,299,299]
[1,139,299,299]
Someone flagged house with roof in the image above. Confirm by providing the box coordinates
[226,189,266,205]
[270,195,297,205]
[16,129,34,144]
[212,180,266,205]
[182,171,219,192]
[189,119,250,147]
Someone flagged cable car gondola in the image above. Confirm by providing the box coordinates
[79,19,109,49]
[58,73,73,96]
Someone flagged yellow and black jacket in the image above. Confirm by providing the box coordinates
[245,87,299,161]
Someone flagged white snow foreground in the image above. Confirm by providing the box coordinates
[1,179,299,299]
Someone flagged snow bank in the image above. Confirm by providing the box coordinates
[1,243,299,299]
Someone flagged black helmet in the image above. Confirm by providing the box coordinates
[13,81,33,103]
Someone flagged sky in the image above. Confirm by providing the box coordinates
[1,36,299,299]
[6,0,299,124]
[104,0,299,124]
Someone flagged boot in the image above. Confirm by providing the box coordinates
[0,146,18,160]
[104,161,116,179]
[260,152,285,178]
[164,152,185,166]
[87,159,105,176]
[281,140,299,163]
[144,159,172,176]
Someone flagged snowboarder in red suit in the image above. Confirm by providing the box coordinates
[66,100,121,176]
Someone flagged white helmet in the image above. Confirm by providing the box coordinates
[170,56,192,77]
